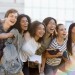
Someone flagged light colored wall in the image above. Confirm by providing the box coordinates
[0,0,24,19]
[24,0,75,30]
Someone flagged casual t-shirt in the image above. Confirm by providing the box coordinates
[46,38,67,66]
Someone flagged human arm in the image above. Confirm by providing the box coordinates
[35,44,46,55]
[0,33,14,39]
[40,51,46,73]
[24,31,31,41]
[45,48,63,58]
[0,29,18,39]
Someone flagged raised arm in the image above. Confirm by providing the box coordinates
[0,33,14,39]
[0,29,18,39]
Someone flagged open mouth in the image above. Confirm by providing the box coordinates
[24,26,28,28]
[50,29,54,31]
[10,20,15,24]
[63,34,66,36]
[38,33,44,37]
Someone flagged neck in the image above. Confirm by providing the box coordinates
[34,36,39,42]
[21,30,25,36]
[72,34,75,43]
[56,36,64,45]
[3,22,10,31]
[45,31,51,38]
[21,30,24,34]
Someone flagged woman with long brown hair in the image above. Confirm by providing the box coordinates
[66,23,75,75]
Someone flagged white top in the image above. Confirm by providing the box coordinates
[19,37,41,62]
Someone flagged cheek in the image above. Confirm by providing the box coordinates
[20,22,25,27]
[54,25,56,29]
[21,24,24,29]
[15,19,17,22]
[72,30,75,34]
[47,25,51,28]
[35,30,43,37]
[35,31,39,36]
[58,31,63,35]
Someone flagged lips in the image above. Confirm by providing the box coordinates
[63,34,66,36]
[50,28,54,31]
[23,26,28,28]
[10,20,15,24]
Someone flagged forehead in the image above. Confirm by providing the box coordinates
[37,24,44,28]
[48,19,56,26]
[72,26,75,30]
[58,25,66,29]
[49,19,56,23]
[8,13,18,17]
[21,17,28,21]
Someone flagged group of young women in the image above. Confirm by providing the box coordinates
[0,8,75,75]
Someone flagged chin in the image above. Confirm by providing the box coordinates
[49,31,54,34]
[10,23,15,26]
[11,24,14,26]
[50,32,54,34]
[39,36,43,38]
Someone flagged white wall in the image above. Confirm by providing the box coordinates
[0,0,24,19]
[24,0,75,30]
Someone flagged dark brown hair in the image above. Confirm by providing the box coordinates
[14,14,31,33]
[43,17,57,39]
[67,23,75,55]
[30,20,45,43]
[56,24,64,32]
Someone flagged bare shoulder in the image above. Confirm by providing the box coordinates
[24,31,31,41]
[24,31,30,36]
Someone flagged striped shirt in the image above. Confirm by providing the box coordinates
[46,38,67,66]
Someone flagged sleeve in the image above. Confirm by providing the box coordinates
[48,39,56,49]
[5,29,19,45]
[35,38,52,55]
[35,44,46,55]
[10,28,19,38]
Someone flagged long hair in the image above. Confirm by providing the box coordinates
[14,14,31,33]
[30,20,45,43]
[11,14,31,33]
[67,23,75,55]
[43,17,57,39]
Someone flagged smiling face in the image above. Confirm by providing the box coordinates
[5,13,18,26]
[57,24,67,38]
[46,19,56,34]
[35,24,45,38]
[20,17,29,31]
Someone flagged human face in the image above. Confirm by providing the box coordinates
[46,19,56,34]
[5,13,18,26]
[71,26,75,35]
[35,24,45,38]
[20,17,28,31]
[57,25,67,39]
